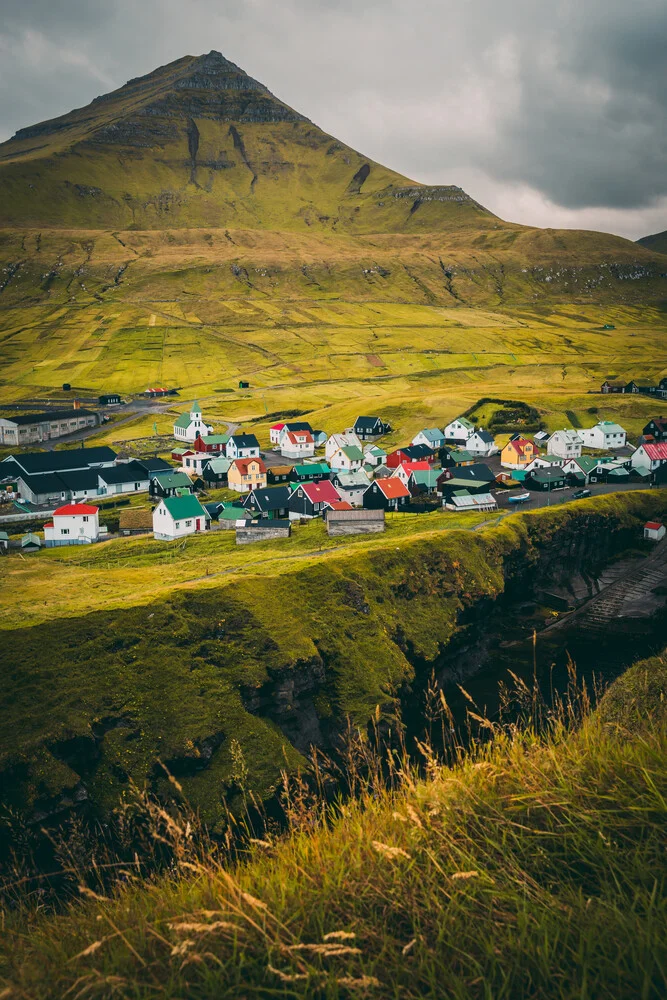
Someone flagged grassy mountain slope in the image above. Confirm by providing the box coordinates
[2,491,665,829]
[0,50,491,234]
[637,230,667,255]
[2,649,665,998]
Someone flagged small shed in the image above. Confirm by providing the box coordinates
[644,521,666,542]
[119,508,154,536]
[21,532,42,552]
[0,530,8,553]
[238,380,250,389]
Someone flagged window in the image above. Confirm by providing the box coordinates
[83,516,88,522]
[60,528,70,535]
[175,521,181,528]
[185,520,192,527]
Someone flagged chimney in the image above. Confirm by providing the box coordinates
[73,399,80,410]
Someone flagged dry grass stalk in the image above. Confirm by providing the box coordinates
[372,841,411,860]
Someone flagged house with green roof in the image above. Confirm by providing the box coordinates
[173,401,213,444]
[289,462,331,484]
[363,444,387,467]
[412,428,446,450]
[153,493,210,541]
[444,416,475,445]
[408,468,441,494]
[329,445,364,472]
[149,470,194,498]
[579,421,627,450]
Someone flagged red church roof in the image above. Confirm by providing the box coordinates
[53,503,99,516]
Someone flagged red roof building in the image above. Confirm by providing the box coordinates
[642,442,667,461]
[300,480,341,504]
[53,502,99,516]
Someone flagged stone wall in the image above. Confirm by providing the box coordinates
[327,509,385,536]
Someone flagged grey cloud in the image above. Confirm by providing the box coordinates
[0,0,665,238]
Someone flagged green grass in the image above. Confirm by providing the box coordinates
[2,491,666,830]
[2,651,665,999]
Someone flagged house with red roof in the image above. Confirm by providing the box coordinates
[631,441,667,472]
[501,435,538,470]
[391,461,431,487]
[227,457,267,493]
[270,422,286,445]
[288,479,341,519]
[44,503,100,547]
[362,477,411,511]
[280,428,315,460]
[644,522,666,542]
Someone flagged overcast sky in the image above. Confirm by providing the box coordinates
[1,0,666,239]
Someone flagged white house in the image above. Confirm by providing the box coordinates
[631,442,667,471]
[579,421,627,450]
[523,456,554,474]
[44,503,100,547]
[644,521,666,542]
[180,453,211,477]
[152,493,210,541]
[547,429,583,460]
[363,444,387,467]
[325,432,361,462]
[467,430,498,457]
[226,433,261,460]
[173,401,213,443]
[444,417,475,444]
[329,445,364,472]
[280,428,315,460]
[269,422,286,445]
[412,428,445,450]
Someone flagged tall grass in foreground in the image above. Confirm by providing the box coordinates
[1,654,666,999]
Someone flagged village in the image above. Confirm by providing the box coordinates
[0,385,666,554]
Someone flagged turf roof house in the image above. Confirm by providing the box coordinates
[288,480,341,519]
[412,428,445,450]
[43,503,101,547]
[267,464,292,485]
[153,493,210,541]
[579,421,627,450]
[352,416,391,441]
[547,429,583,460]
[642,417,667,441]
[241,485,292,520]
[500,435,537,470]
[362,477,411,511]
[280,428,315,460]
[227,457,267,493]
[226,433,260,460]
[173,401,213,443]
[444,416,475,445]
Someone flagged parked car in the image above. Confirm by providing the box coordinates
[571,488,592,499]
[508,492,532,505]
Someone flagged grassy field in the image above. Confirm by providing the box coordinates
[2,649,665,999]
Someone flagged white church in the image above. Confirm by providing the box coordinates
[173,401,214,443]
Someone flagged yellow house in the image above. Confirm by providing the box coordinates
[228,457,267,493]
[500,436,537,469]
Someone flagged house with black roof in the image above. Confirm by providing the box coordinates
[2,446,117,478]
[97,461,150,496]
[98,393,122,406]
[241,485,292,519]
[136,458,173,475]
[226,433,261,460]
[0,408,100,446]
[352,416,391,441]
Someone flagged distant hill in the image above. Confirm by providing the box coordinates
[0,50,493,233]
[637,230,667,254]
